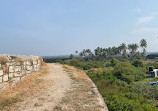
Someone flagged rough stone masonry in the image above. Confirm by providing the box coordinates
[0,54,42,91]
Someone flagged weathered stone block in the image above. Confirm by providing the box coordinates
[3,74,8,82]
[33,60,38,65]
[0,70,3,76]
[26,61,32,65]
[0,76,2,83]
[27,66,32,71]
[13,73,20,77]
[22,70,26,76]
[9,66,14,73]
[12,77,20,83]
[27,70,31,74]
[15,66,21,72]
[9,73,13,78]
[38,60,41,64]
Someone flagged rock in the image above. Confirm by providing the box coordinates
[54,106,64,110]
[0,76,2,83]
[13,72,20,77]
[26,61,32,66]
[12,77,20,83]
[26,66,32,71]
[3,74,8,82]
[9,73,13,78]
[0,70,3,76]
[22,70,26,76]
[15,66,21,72]
[88,90,98,95]
[9,66,14,73]
[33,60,38,65]
[34,102,43,107]
[27,71,31,74]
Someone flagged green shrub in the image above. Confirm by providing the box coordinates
[132,59,144,67]
[131,83,158,100]
[110,58,118,66]
[114,62,145,83]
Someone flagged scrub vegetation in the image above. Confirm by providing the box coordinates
[58,39,158,110]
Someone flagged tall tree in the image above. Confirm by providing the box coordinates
[75,51,78,54]
[140,39,147,59]
[128,43,139,59]
[119,43,128,59]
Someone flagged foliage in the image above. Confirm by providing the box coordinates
[114,62,145,83]
[110,58,118,66]
[131,83,158,100]
[59,58,106,70]
[132,59,144,67]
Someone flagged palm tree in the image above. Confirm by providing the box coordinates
[140,39,147,59]
[75,51,78,54]
[70,54,74,59]
[119,43,127,59]
[128,43,139,59]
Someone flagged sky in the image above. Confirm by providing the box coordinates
[0,0,158,56]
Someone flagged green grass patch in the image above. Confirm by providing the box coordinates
[0,97,20,110]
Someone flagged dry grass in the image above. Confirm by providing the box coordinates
[58,64,105,111]
[0,57,8,65]
[0,63,48,110]
[144,59,156,63]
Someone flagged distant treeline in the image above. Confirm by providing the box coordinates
[70,39,147,60]
[43,57,71,63]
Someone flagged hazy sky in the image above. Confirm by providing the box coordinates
[0,0,158,56]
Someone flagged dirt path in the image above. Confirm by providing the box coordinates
[11,63,72,111]
[5,63,108,111]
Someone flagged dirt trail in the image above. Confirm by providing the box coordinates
[5,63,108,111]
[13,63,72,111]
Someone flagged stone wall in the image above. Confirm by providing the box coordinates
[0,54,42,90]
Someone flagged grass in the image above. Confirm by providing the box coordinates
[0,62,48,110]
[59,64,106,111]
[0,57,8,65]
[0,97,20,110]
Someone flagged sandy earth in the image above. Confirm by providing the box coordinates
[13,63,72,111]
[4,63,108,111]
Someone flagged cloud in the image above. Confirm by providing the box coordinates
[137,16,154,24]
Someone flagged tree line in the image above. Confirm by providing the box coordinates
[70,39,147,60]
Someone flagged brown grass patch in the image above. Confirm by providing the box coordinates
[59,64,105,111]
[0,57,8,65]
[0,63,48,110]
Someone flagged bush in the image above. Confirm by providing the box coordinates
[114,62,145,83]
[105,93,155,111]
[131,83,158,100]
[132,59,144,67]
[106,94,139,111]
[110,58,118,66]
